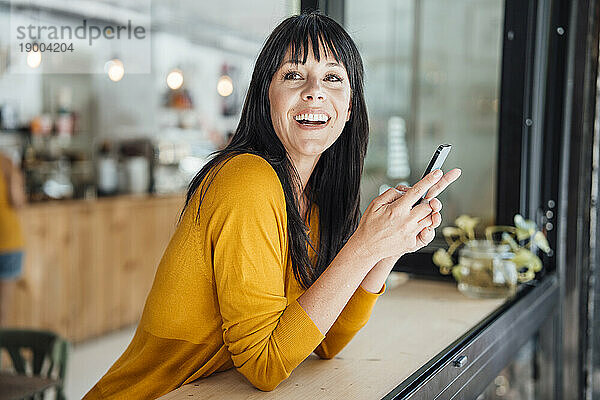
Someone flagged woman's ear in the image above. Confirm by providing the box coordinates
[346,102,352,121]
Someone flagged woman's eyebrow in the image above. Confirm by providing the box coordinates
[325,62,344,69]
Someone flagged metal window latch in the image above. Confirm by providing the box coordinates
[452,355,468,368]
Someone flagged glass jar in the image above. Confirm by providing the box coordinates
[456,240,517,299]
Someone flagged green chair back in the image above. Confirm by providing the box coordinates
[0,328,69,400]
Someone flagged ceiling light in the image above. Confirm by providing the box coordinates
[217,75,233,97]
[105,58,124,82]
[27,50,41,69]
[167,68,184,90]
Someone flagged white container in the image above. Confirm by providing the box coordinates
[125,156,150,194]
[97,156,118,194]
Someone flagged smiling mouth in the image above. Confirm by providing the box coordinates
[295,118,329,126]
[293,114,331,127]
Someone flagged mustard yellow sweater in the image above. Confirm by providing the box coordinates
[84,153,384,399]
[0,166,24,252]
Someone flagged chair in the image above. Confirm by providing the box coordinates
[0,328,69,400]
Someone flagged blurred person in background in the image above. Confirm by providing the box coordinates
[0,152,26,326]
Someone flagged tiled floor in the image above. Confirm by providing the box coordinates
[65,325,137,399]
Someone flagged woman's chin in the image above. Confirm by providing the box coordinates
[294,142,333,158]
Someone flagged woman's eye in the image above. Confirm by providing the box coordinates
[284,71,302,80]
[325,74,343,82]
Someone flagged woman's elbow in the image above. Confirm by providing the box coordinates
[253,380,280,392]
[314,343,339,360]
[236,357,289,392]
[317,352,335,360]
[244,372,284,392]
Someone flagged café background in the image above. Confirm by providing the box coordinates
[0,0,501,220]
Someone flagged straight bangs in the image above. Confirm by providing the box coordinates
[287,28,341,66]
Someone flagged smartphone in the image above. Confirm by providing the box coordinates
[414,144,452,206]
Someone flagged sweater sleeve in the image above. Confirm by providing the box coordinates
[206,154,325,391]
[314,283,385,359]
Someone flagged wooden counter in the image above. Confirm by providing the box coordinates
[159,277,506,400]
[7,194,185,342]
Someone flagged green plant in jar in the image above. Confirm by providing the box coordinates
[432,214,552,296]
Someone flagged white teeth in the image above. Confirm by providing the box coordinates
[294,113,329,122]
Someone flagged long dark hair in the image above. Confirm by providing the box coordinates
[181,12,369,289]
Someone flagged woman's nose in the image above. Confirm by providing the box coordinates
[302,78,326,101]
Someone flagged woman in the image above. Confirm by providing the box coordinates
[85,12,461,398]
[0,152,26,327]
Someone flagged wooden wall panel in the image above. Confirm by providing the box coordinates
[9,194,183,343]
[70,204,93,342]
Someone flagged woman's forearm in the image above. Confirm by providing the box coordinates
[296,234,380,335]
[359,256,399,293]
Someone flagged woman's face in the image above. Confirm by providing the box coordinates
[268,43,352,165]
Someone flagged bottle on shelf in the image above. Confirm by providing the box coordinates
[97,141,118,196]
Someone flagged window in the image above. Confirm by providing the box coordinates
[347,0,504,232]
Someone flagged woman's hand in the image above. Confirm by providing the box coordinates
[390,185,442,253]
[352,168,461,262]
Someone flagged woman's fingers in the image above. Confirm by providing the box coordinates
[428,198,442,213]
[417,203,442,222]
[400,170,444,206]
[416,217,432,232]
[411,202,435,223]
[417,211,438,230]
[423,168,462,201]
[411,198,442,225]
[431,211,442,228]
[416,225,436,247]
[373,186,406,209]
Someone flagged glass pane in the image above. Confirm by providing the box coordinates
[347,0,504,230]
[476,338,536,399]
